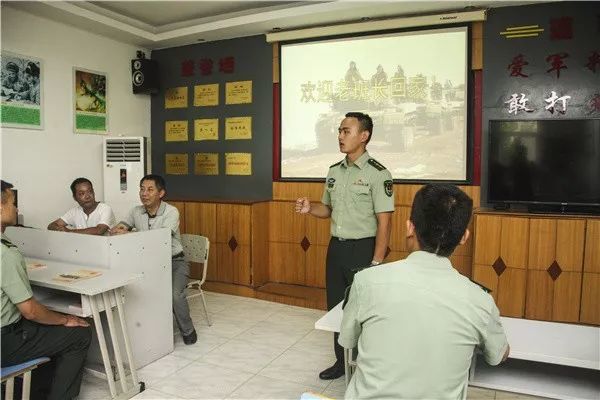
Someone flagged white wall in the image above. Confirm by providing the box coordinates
[1,6,151,229]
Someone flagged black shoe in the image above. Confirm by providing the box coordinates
[182,329,197,345]
[319,362,344,380]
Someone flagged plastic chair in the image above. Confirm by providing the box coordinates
[1,357,50,400]
[181,234,212,326]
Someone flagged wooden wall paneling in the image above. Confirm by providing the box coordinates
[471,21,483,70]
[205,245,218,281]
[251,202,270,287]
[525,270,554,321]
[268,242,306,285]
[528,218,556,270]
[450,254,472,277]
[497,268,527,317]
[216,204,251,244]
[555,219,585,272]
[305,210,331,246]
[473,215,502,265]
[580,273,600,325]
[232,245,251,286]
[386,251,408,263]
[390,206,410,252]
[184,202,217,243]
[305,245,327,288]
[268,201,305,243]
[581,219,600,325]
[168,201,186,233]
[272,182,323,202]
[216,243,234,283]
[272,42,279,83]
[584,219,600,273]
[394,184,421,206]
[473,264,499,302]
[552,272,582,322]
[499,217,529,268]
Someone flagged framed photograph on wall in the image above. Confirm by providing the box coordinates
[73,67,107,134]
[1,51,43,129]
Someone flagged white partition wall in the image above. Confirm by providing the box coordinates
[5,227,173,368]
[107,229,173,366]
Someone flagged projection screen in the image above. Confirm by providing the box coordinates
[280,26,469,181]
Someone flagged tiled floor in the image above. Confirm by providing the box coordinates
[78,292,547,400]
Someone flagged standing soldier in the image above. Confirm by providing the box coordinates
[295,112,394,380]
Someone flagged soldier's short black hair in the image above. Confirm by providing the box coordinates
[70,178,93,197]
[1,180,14,204]
[410,184,473,257]
[345,112,374,144]
[140,174,166,192]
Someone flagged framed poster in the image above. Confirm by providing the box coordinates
[73,68,107,134]
[1,51,43,129]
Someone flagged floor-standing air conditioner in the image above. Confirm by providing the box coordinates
[103,137,147,222]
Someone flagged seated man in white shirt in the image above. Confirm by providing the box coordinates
[48,177,115,235]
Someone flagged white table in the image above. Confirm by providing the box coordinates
[27,257,144,400]
[315,301,600,399]
[314,302,355,386]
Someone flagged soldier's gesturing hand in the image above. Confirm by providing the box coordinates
[295,197,311,214]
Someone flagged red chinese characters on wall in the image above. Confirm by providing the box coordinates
[181,59,194,77]
[508,54,529,77]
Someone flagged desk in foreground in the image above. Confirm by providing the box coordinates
[27,257,144,400]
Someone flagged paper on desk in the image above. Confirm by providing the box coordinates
[53,269,102,283]
[27,262,47,270]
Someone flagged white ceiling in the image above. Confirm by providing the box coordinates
[5,1,550,50]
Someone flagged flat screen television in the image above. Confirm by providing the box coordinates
[488,119,600,214]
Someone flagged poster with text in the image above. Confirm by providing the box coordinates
[1,51,43,129]
[74,68,107,134]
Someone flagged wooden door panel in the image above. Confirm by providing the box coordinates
[474,215,502,265]
[555,219,585,272]
[500,217,529,269]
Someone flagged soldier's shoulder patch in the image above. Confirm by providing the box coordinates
[469,278,492,294]
[329,160,343,168]
[367,158,386,171]
[384,180,393,197]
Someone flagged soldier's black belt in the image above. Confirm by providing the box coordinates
[332,236,375,242]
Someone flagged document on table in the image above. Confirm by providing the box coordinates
[53,269,103,283]
[27,262,47,270]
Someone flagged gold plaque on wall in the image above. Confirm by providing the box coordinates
[225,80,252,104]
[165,87,188,108]
[194,153,219,175]
[165,120,189,142]
[165,153,189,175]
[225,116,252,140]
[225,152,252,175]
[194,84,219,107]
[194,118,218,141]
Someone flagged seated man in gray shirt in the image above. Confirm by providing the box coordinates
[110,174,196,345]
[339,184,509,399]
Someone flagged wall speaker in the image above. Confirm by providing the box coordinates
[131,59,159,94]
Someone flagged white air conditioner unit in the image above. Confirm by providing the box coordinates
[103,137,147,222]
